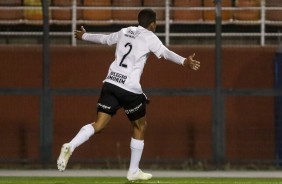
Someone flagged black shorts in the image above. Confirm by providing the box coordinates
[97,82,149,121]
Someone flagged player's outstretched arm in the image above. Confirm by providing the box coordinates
[183,53,200,71]
[74,26,86,40]
[157,46,200,70]
[74,26,119,45]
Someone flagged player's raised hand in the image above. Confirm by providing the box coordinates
[184,53,200,71]
[74,26,86,40]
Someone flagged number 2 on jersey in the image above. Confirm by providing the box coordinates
[119,43,132,68]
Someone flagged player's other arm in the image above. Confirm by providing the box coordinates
[74,26,118,46]
[149,35,200,71]
[158,46,200,71]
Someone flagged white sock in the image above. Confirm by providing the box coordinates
[129,138,144,174]
[69,124,95,152]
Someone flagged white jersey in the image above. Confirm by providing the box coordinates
[82,26,186,94]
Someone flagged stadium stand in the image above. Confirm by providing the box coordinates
[52,0,82,21]
[83,0,111,21]
[0,0,281,46]
[203,0,233,21]
[266,0,282,21]
[112,0,141,21]
[143,0,169,21]
[172,0,203,22]
[0,0,22,20]
[234,0,260,21]
[23,0,44,21]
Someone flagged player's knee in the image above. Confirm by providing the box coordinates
[141,121,147,131]
[133,120,147,132]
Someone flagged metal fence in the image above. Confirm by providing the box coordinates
[0,0,281,46]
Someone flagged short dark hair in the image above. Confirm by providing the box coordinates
[138,9,156,28]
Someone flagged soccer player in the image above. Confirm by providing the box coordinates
[57,8,200,181]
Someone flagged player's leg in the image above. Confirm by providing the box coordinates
[57,112,111,172]
[131,115,147,140]
[57,83,119,172]
[127,116,152,181]
[121,92,152,181]
[69,112,112,152]
[128,116,147,174]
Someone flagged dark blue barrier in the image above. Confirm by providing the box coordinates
[275,44,282,166]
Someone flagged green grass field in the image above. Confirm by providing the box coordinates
[1,177,282,184]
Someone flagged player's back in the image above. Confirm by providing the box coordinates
[104,26,162,94]
[114,26,155,71]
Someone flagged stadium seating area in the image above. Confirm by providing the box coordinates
[0,0,281,46]
[0,0,281,24]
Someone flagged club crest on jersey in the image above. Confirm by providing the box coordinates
[106,71,127,84]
